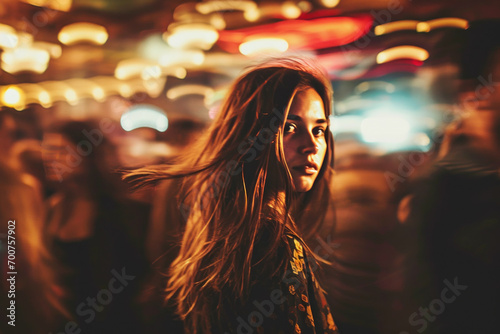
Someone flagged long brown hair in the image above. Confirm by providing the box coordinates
[125,57,334,333]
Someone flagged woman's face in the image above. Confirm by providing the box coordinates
[283,88,328,192]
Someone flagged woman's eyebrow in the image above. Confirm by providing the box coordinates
[287,114,302,121]
[287,114,328,124]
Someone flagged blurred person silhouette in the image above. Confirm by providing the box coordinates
[9,138,51,200]
[316,152,410,334]
[0,110,17,160]
[0,161,66,334]
[42,120,149,334]
[404,20,500,334]
[125,57,340,334]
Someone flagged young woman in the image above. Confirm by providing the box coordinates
[126,57,339,334]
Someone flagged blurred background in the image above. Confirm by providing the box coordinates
[1,1,500,334]
[1,0,498,164]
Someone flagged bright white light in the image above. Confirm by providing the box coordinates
[1,86,23,107]
[414,132,431,147]
[360,115,410,143]
[0,24,18,49]
[120,104,168,132]
[1,47,50,74]
[329,115,363,135]
[239,38,288,56]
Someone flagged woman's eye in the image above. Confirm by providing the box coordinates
[284,123,296,133]
[314,127,326,136]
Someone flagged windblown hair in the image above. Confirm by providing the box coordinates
[125,57,334,333]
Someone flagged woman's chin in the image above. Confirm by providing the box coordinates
[293,179,315,192]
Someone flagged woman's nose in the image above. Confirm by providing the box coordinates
[300,132,319,154]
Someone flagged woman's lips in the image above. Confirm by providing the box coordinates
[292,164,318,175]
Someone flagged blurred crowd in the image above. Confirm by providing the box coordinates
[0,20,499,334]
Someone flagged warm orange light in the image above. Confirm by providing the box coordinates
[196,0,257,14]
[376,46,429,64]
[320,0,340,8]
[33,41,62,58]
[164,23,219,50]
[1,46,50,74]
[66,78,107,102]
[1,86,24,108]
[158,49,205,67]
[115,59,160,80]
[281,2,301,19]
[419,18,469,32]
[58,23,108,45]
[210,14,226,30]
[375,18,469,35]
[375,20,420,36]
[243,7,260,22]
[166,85,214,100]
[17,83,52,107]
[19,0,72,11]
[39,81,73,104]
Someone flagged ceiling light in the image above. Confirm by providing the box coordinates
[0,24,18,49]
[281,2,301,19]
[39,81,72,103]
[1,47,50,74]
[66,78,107,102]
[58,22,108,46]
[195,1,257,14]
[239,38,288,56]
[166,85,214,100]
[115,58,160,80]
[320,0,340,8]
[19,0,72,12]
[17,83,52,107]
[164,23,218,50]
[33,41,62,58]
[120,104,168,132]
[158,49,205,67]
[243,8,260,22]
[1,86,24,109]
